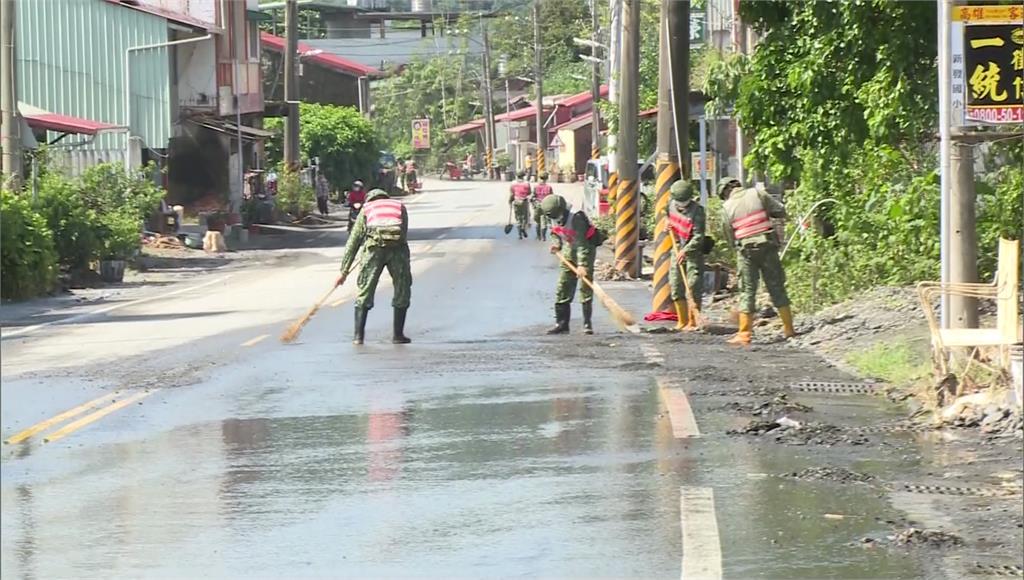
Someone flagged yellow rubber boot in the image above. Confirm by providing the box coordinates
[778,306,796,338]
[727,312,753,346]
[673,300,689,331]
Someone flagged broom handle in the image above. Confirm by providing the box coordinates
[555,251,599,293]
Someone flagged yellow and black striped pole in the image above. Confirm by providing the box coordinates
[485,147,493,180]
[591,143,600,160]
[613,177,639,277]
[651,158,680,313]
[606,170,619,206]
[535,149,546,177]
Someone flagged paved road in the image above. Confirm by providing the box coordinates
[1,179,1016,579]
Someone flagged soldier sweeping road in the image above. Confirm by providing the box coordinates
[719,178,796,345]
[509,172,532,239]
[337,189,412,345]
[666,180,706,331]
[540,194,606,335]
[531,172,553,241]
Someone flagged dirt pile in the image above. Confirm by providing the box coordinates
[788,287,929,354]
[889,527,965,548]
[717,393,813,417]
[728,417,869,446]
[594,262,631,282]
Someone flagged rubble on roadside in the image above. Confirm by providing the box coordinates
[594,262,631,282]
[888,527,965,548]
[728,416,869,446]
[716,393,813,417]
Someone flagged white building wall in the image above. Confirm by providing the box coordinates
[137,0,217,26]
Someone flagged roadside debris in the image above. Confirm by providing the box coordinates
[716,393,814,417]
[889,527,964,548]
[594,262,631,282]
[933,390,1023,437]
[784,466,877,484]
[728,417,869,446]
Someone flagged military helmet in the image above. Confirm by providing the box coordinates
[516,170,526,179]
[669,180,694,202]
[539,171,549,181]
[539,194,567,219]
[716,177,741,200]
[366,188,389,202]
[352,180,364,188]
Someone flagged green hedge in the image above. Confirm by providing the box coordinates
[1,189,58,300]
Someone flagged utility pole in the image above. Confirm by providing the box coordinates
[590,0,601,160]
[283,0,300,171]
[650,1,679,313]
[533,0,546,178]
[481,24,497,179]
[937,0,952,328]
[613,0,639,277]
[1,0,22,188]
[668,0,690,180]
[606,0,621,206]
[950,141,978,329]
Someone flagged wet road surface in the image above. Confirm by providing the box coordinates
[2,179,1020,578]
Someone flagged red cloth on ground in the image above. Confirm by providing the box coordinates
[643,310,679,322]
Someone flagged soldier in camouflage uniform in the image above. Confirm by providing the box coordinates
[337,189,412,345]
[718,178,795,345]
[540,194,606,335]
[530,171,554,241]
[666,180,706,331]
[509,171,532,239]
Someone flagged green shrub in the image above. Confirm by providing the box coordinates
[98,209,143,260]
[34,172,102,271]
[79,162,164,221]
[1,189,58,299]
[276,168,314,218]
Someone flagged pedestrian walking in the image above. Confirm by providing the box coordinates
[336,189,412,345]
[539,194,607,335]
[509,171,532,239]
[531,171,554,241]
[666,180,706,331]
[315,173,330,216]
[524,152,536,181]
[719,178,796,345]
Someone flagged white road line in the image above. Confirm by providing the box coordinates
[241,334,269,347]
[641,342,665,364]
[657,378,700,438]
[680,487,723,580]
[1,275,234,339]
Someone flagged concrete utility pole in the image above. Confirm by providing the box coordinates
[613,0,639,277]
[668,0,690,180]
[650,2,680,313]
[533,0,546,177]
[590,0,601,160]
[481,24,497,179]
[606,0,621,206]
[1,0,22,188]
[950,141,978,329]
[283,0,300,170]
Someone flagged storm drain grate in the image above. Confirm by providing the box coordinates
[894,483,1023,497]
[787,381,880,395]
[851,423,931,434]
[969,563,1024,577]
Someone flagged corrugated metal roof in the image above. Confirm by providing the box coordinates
[305,30,483,70]
[261,32,381,77]
[16,0,172,155]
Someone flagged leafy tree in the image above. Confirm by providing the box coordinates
[1,189,57,299]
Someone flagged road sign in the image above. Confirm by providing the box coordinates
[691,152,715,177]
[950,6,1023,125]
[412,119,430,149]
[690,12,706,46]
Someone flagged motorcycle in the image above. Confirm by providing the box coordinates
[440,161,463,180]
[348,200,363,230]
[405,170,420,194]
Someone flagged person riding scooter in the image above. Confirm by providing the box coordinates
[346,180,367,230]
[404,160,419,194]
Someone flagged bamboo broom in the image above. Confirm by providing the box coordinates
[280,280,343,343]
[555,252,638,332]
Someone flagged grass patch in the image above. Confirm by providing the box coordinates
[845,339,933,386]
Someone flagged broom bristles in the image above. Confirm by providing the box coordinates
[279,284,338,343]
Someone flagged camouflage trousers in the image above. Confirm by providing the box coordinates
[670,248,704,307]
[737,242,790,314]
[513,200,530,231]
[356,244,412,310]
[532,202,549,237]
[555,245,596,304]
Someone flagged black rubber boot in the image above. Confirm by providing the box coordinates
[353,307,368,345]
[546,303,570,334]
[582,301,593,335]
[392,307,412,344]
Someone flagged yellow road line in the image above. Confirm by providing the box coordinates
[241,334,269,347]
[43,390,157,444]
[3,391,122,445]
